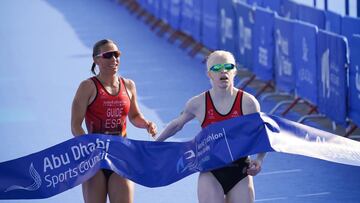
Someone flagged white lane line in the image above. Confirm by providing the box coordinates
[255,197,288,202]
[259,169,302,176]
[296,192,330,197]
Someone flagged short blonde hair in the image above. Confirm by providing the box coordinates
[206,50,236,71]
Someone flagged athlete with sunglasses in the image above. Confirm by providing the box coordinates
[71,39,157,203]
[156,50,266,203]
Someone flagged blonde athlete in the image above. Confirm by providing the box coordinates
[157,50,266,203]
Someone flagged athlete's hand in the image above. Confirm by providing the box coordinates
[146,121,157,137]
[247,159,262,176]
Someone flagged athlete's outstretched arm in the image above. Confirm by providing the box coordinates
[156,100,196,141]
[125,79,157,136]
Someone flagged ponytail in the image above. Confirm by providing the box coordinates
[91,63,96,75]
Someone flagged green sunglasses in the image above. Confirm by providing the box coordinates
[209,63,236,72]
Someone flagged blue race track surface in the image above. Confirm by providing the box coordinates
[0,0,360,202]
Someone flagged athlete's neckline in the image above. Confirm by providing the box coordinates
[94,76,121,96]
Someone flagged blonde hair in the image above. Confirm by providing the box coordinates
[206,50,236,71]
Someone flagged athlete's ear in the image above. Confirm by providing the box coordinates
[93,57,100,65]
[207,71,213,79]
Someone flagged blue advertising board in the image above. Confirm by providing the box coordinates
[324,10,341,34]
[279,0,298,19]
[159,0,170,23]
[246,0,263,7]
[219,0,237,55]
[293,21,318,105]
[274,16,296,93]
[235,2,255,70]
[349,35,360,126]
[180,0,194,36]
[192,0,203,42]
[168,0,182,29]
[262,0,282,14]
[317,30,348,124]
[252,7,275,81]
[341,16,360,41]
[297,4,325,29]
[201,0,219,50]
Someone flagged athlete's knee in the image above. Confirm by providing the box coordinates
[108,175,134,203]
[198,194,225,203]
[82,171,107,202]
[198,185,225,203]
[226,176,255,203]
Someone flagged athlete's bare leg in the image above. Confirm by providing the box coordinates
[108,173,134,203]
[226,176,254,203]
[82,171,107,203]
[198,172,225,203]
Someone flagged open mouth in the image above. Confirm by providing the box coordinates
[220,76,229,81]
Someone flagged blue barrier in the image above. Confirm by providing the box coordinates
[341,16,360,41]
[219,0,237,55]
[191,0,203,42]
[144,0,153,14]
[317,30,348,125]
[179,0,194,36]
[252,7,275,81]
[168,0,182,30]
[159,0,170,23]
[297,4,325,30]
[274,16,296,93]
[349,35,360,127]
[246,0,263,7]
[235,2,255,70]
[137,0,146,8]
[150,0,161,19]
[154,0,162,19]
[185,0,203,42]
[324,10,342,34]
[262,0,282,14]
[142,0,160,19]
[201,0,220,50]
[279,0,298,19]
[293,21,318,105]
